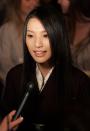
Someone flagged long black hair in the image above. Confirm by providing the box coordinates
[22,4,72,96]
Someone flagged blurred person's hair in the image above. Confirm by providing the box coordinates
[5,0,23,25]
[65,0,90,44]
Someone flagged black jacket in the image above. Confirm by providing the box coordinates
[1,64,90,131]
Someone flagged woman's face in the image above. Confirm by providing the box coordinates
[26,17,52,65]
[21,0,39,15]
[58,0,70,13]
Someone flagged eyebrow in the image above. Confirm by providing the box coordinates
[27,30,33,32]
[27,29,47,33]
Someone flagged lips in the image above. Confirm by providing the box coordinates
[33,51,46,57]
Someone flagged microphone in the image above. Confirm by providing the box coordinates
[13,81,34,120]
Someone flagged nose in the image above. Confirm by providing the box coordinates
[35,37,43,48]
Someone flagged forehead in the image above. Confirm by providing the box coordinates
[27,17,46,32]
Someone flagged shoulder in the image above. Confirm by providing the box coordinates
[72,65,90,81]
[6,64,23,87]
[0,22,16,36]
[8,63,23,73]
[6,64,23,80]
[71,65,90,97]
[3,64,23,113]
[5,64,23,98]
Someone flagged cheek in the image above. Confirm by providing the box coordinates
[26,38,32,52]
[26,43,33,56]
[26,38,29,48]
[49,48,52,58]
[46,43,52,57]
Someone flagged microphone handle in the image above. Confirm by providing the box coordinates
[13,92,29,120]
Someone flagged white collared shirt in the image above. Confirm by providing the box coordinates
[36,65,54,92]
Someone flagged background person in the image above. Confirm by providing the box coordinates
[58,0,90,77]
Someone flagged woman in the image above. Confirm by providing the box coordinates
[2,4,90,131]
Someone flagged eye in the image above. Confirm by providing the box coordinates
[43,34,48,38]
[27,34,33,38]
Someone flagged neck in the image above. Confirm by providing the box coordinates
[37,63,53,78]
